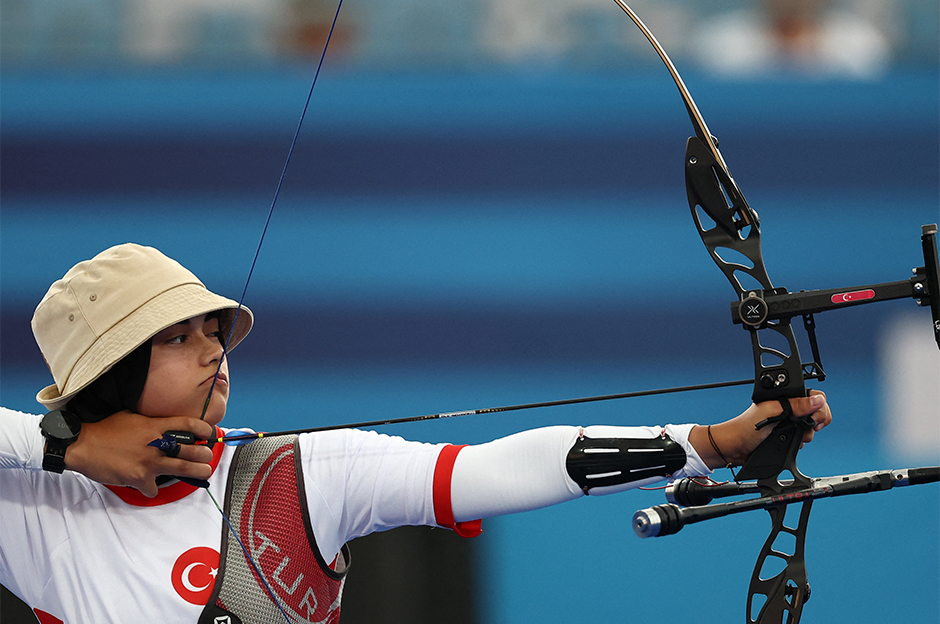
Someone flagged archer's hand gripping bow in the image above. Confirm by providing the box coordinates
[613,4,940,624]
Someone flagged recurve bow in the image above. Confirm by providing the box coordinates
[613,4,940,623]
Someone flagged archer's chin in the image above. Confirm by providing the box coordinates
[202,398,228,426]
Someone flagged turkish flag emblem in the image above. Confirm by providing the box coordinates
[172,546,220,605]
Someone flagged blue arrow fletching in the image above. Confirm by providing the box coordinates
[222,429,258,446]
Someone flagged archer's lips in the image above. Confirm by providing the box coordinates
[202,372,228,387]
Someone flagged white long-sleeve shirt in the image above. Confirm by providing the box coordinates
[0,406,708,623]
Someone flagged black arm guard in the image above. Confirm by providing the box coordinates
[565,431,687,494]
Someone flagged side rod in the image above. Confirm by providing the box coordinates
[731,277,926,324]
[633,466,940,538]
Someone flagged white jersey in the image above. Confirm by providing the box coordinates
[0,406,708,623]
[0,407,445,623]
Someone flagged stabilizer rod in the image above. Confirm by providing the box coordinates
[632,466,940,538]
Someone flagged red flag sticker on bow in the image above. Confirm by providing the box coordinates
[831,289,875,304]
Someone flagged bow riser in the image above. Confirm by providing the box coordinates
[686,137,765,296]
[687,135,813,620]
[685,136,809,406]
[642,12,815,623]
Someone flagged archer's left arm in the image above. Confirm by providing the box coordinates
[450,393,831,523]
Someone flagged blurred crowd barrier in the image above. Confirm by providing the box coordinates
[1,0,937,74]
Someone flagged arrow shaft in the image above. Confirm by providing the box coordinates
[217,377,753,442]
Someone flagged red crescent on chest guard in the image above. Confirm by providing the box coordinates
[237,442,340,623]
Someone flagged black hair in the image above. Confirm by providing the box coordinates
[66,340,152,423]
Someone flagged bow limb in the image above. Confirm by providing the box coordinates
[611,1,737,192]
[612,1,808,407]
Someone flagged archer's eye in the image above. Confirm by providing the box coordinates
[204,317,224,343]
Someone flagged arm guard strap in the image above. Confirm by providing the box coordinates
[565,430,687,494]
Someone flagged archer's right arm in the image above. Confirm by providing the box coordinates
[0,406,215,497]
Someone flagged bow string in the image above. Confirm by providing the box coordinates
[190,3,347,622]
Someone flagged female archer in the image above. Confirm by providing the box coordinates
[0,242,831,623]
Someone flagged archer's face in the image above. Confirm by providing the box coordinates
[136,314,230,425]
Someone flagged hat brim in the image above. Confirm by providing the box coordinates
[37,283,253,410]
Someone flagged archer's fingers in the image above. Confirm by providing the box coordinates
[120,464,161,498]
[154,456,213,482]
[790,390,831,444]
[174,443,213,464]
[154,417,214,441]
[124,452,210,497]
[133,481,160,498]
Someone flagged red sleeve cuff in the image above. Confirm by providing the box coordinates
[433,444,483,538]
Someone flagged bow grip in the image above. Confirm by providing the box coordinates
[736,400,813,489]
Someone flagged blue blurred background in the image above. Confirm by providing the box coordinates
[1,0,938,622]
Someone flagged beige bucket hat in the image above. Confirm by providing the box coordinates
[32,243,253,411]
